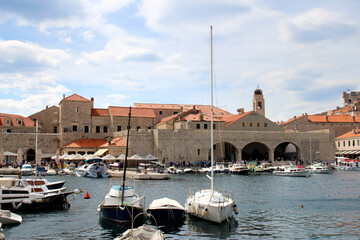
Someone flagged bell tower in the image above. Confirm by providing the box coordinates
[253,87,265,116]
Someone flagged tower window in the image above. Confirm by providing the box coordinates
[117,126,121,131]
[250,122,253,127]
[159,110,163,115]
[72,125,78,132]
[84,126,89,133]
[96,126,100,133]
[242,122,245,127]
[103,126,108,133]
[257,122,260,127]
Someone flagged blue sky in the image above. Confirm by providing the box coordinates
[0,0,359,122]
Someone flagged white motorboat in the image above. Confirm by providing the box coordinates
[98,107,145,224]
[114,225,165,240]
[229,163,250,175]
[307,163,332,174]
[332,157,360,171]
[148,197,185,223]
[214,163,226,173]
[185,26,237,224]
[273,165,310,177]
[75,160,108,178]
[0,209,22,225]
[20,164,35,176]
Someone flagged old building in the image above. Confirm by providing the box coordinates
[335,128,360,159]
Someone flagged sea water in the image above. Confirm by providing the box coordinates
[3,170,360,239]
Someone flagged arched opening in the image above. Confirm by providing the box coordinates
[257,102,262,109]
[242,142,269,162]
[26,149,35,162]
[274,142,299,161]
[209,142,238,162]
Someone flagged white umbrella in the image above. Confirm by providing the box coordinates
[69,154,85,161]
[86,154,102,160]
[129,154,145,161]
[102,154,117,161]
[0,148,4,166]
[117,154,126,160]
[144,154,158,161]
[36,149,42,166]
[55,149,60,164]
[16,148,23,165]
[60,154,69,160]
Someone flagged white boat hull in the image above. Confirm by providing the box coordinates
[185,190,235,224]
[0,210,22,225]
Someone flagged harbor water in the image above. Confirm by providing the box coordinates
[3,170,360,239]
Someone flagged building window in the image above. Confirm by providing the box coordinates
[213,124,216,130]
[357,139,360,146]
[174,111,178,115]
[6,129,11,133]
[148,126,152,130]
[117,126,121,131]
[348,141,351,147]
[78,151,85,155]
[213,145,216,150]
[159,110,163,115]
[75,107,79,113]
[204,124,208,129]
[197,149,200,155]
[242,122,245,127]
[96,126,100,133]
[68,151,76,155]
[84,126,89,133]
[63,128,69,132]
[104,126,108,133]
[257,122,260,127]
[17,119,22,126]
[196,124,200,129]
[343,141,345,147]
[250,122,253,127]
[53,126,57,133]
[137,126,140,131]
[5,119,10,125]
[72,125,78,132]
[353,140,355,146]
[264,123,268,127]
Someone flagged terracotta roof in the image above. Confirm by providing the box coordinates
[181,113,223,122]
[109,106,156,118]
[180,105,232,118]
[62,94,91,102]
[63,137,125,148]
[283,115,306,125]
[0,113,34,127]
[336,130,360,139]
[134,103,181,110]
[308,115,360,123]
[91,108,109,116]
[222,111,253,127]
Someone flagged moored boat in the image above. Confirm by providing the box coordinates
[0,209,22,225]
[20,164,35,176]
[75,159,108,178]
[114,224,165,240]
[307,163,332,174]
[148,197,185,224]
[273,165,310,177]
[229,163,249,175]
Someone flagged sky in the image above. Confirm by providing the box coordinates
[0,0,359,122]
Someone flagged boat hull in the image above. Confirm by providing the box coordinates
[1,192,72,212]
[100,205,144,223]
[229,170,249,175]
[148,208,184,223]
[274,171,310,177]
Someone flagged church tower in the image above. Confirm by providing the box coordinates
[253,87,265,117]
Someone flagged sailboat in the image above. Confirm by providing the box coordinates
[98,107,145,223]
[185,26,238,224]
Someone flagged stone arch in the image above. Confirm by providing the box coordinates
[274,142,300,161]
[209,141,239,162]
[26,148,36,162]
[242,142,270,161]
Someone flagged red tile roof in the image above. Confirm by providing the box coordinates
[62,94,91,102]
[91,108,109,116]
[181,113,223,122]
[109,106,156,118]
[222,111,253,127]
[134,103,181,110]
[336,130,360,139]
[283,115,306,125]
[308,115,360,123]
[181,105,232,118]
[63,137,126,148]
[0,113,34,127]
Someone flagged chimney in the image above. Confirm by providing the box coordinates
[63,94,65,99]
[46,105,48,109]
[237,108,244,115]
[199,114,204,121]
[353,116,356,122]
[91,97,94,102]
[325,116,328,122]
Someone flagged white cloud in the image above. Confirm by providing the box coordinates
[278,8,358,43]
[0,40,70,73]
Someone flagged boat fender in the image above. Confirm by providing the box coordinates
[120,206,125,211]
[74,189,81,194]
[22,199,32,205]
[62,202,70,210]
[12,201,23,210]
[201,208,209,217]
[233,204,239,215]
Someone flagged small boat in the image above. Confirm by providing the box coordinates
[98,107,145,224]
[229,163,249,175]
[20,164,35,176]
[253,163,274,173]
[0,177,73,212]
[114,224,165,240]
[307,163,332,174]
[20,178,66,190]
[332,157,360,171]
[214,163,226,173]
[148,197,185,223]
[75,159,108,178]
[273,165,310,177]
[0,209,22,225]
[167,166,184,174]
[185,26,237,224]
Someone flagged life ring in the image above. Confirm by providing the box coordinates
[62,202,70,210]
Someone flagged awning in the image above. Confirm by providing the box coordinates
[41,153,56,158]
[4,151,17,156]
[94,148,108,156]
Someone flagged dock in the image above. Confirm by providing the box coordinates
[107,169,170,180]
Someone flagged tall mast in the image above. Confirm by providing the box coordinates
[210,25,214,192]
[121,106,131,206]
[35,120,38,166]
